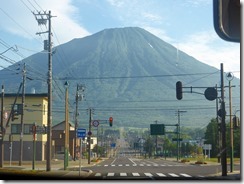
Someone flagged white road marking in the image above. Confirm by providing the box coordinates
[104,165,108,167]
[128,158,137,165]
[125,164,130,166]
[120,173,127,176]
[107,173,115,176]
[111,158,117,165]
[95,173,102,176]
[156,173,166,177]
[168,173,179,177]
[111,164,115,166]
[144,173,153,177]
[180,173,192,177]
[132,173,140,176]
[118,164,123,166]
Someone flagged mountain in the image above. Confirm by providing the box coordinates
[0,27,240,129]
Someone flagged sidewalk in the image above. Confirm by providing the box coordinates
[1,158,105,179]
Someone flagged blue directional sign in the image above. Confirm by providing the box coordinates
[110,143,116,148]
[77,128,86,139]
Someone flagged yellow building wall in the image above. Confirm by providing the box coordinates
[2,94,48,161]
[3,95,48,142]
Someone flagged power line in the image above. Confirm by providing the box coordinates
[0,7,42,45]
[54,71,220,81]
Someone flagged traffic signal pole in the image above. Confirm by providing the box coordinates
[220,63,227,176]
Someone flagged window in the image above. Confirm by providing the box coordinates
[11,124,20,134]
[24,124,32,134]
[11,124,33,134]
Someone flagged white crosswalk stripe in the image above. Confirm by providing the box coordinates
[144,173,153,177]
[168,173,179,177]
[180,173,192,177]
[132,173,140,176]
[93,172,192,178]
[107,173,115,176]
[156,173,166,177]
[97,163,190,167]
[120,173,127,176]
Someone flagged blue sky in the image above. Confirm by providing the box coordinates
[0,0,240,78]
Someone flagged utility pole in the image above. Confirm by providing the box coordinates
[88,108,93,164]
[154,120,158,156]
[226,72,234,172]
[33,11,55,171]
[74,84,85,161]
[220,63,227,176]
[176,109,186,161]
[0,85,4,168]
[216,84,221,163]
[19,63,26,166]
[64,81,69,170]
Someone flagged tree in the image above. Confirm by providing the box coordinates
[204,118,219,157]
[144,136,154,158]
[226,122,241,157]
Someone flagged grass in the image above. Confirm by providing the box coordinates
[182,157,240,164]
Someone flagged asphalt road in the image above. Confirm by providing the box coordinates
[83,156,225,180]
[0,137,240,180]
[79,137,240,180]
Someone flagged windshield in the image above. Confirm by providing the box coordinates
[0,0,240,181]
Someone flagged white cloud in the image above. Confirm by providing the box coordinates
[142,12,162,22]
[106,0,125,7]
[174,31,240,78]
[143,26,173,43]
[0,0,90,45]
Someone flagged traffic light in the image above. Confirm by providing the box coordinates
[233,116,240,128]
[109,117,113,127]
[11,110,18,121]
[176,81,182,100]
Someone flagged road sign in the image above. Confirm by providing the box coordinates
[77,128,86,138]
[172,138,183,141]
[203,144,212,150]
[92,120,99,127]
[110,143,116,148]
[150,124,165,135]
[204,87,218,101]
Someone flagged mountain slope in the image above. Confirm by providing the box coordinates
[0,27,240,128]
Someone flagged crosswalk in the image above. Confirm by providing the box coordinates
[93,172,194,178]
[96,163,187,167]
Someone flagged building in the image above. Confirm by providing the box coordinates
[2,93,48,161]
[52,121,75,160]
[52,121,97,160]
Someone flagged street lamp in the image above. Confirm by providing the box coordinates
[64,81,69,170]
[226,72,234,172]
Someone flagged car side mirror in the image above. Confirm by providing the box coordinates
[213,0,240,42]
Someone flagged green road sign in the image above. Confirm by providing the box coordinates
[172,138,183,141]
[150,124,165,135]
